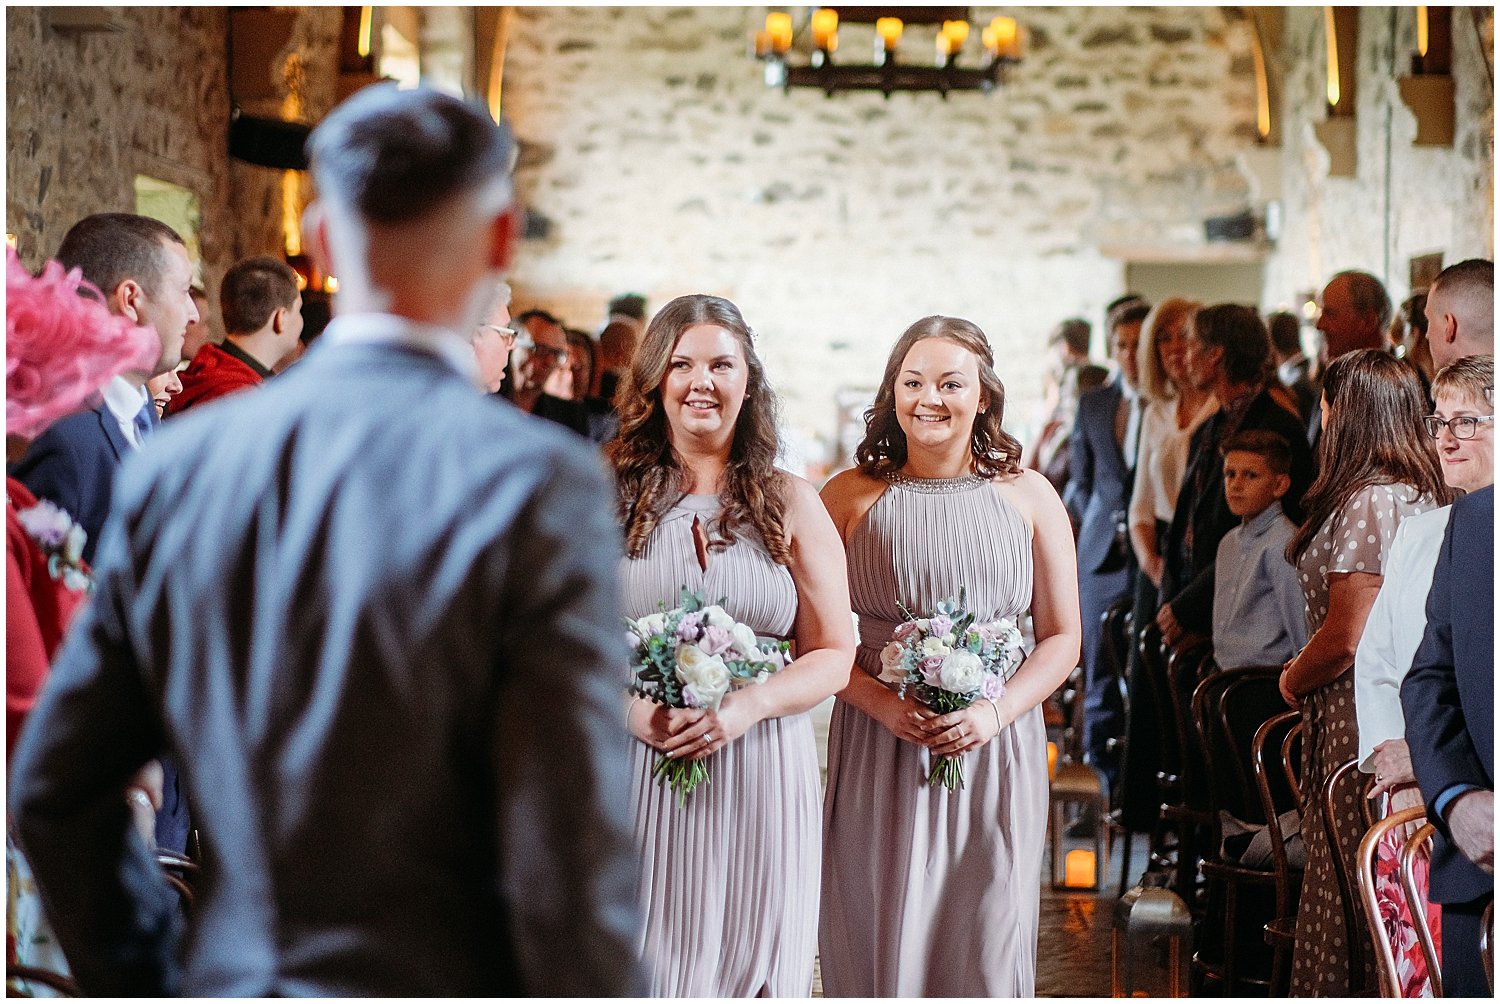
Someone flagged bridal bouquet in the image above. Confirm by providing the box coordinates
[627,588,791,805]
[879,589,1025,790]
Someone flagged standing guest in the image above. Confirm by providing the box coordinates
[610,294,854,996]
[819,316,1081,996]
[1026,317,1094,483]
[1269,310,1317,423]
[5,246,163,992]
[1424,258,1494,369]
[10,212,198,565]
[1401,483,1494,998]
[1309,270,1391,445]
[1066,298,1148,791]
[505,309,593,438]
[145,369,182,418]
[1282,349,1448,996]
[469,281,516,394]
[169,256,303,415]
[181,286,213,364]
[1156,305,1314,647]
[9,85,643,997]
[558,326,618,444]
[1356,354,1493,997]
[597,318,639,404]
[1210,431,1307,670]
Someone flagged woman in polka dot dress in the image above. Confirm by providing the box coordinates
[1281,350,1450,996]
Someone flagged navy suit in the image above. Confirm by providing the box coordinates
[9,330,644,996]
[10,404,131,566]
[1065,380,1135,776]
[1401,485,1493,997]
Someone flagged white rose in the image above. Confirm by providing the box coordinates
[921,636,952,658]
[701,604,735,630]
[636,612,669,638]
[937,650,985,694]
[677,649,731,710]
[729,622,760,658]
[878,641,907,684]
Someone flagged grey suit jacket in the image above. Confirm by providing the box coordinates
[9,329,645,996]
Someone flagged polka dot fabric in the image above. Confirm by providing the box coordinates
[1290,482,1436,996]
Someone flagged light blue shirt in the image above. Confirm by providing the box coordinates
[1212,503,1309,670]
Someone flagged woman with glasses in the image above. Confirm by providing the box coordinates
[1282,349,1451,995]
[1353,354,1492,997]
[470,284,518,394]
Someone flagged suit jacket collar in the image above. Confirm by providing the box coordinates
[319,313,479,386]
[94,403,130,462]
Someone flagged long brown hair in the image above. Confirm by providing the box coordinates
[605,294,790,563]
[1288,349,1450,562]
[855,315,1023,479]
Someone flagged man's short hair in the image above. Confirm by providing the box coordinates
[607,293,647,321]
[1220,428,1292,475]
[307,85,514,225]
[54,213,184,300]
[220,256,300,335]
[1107,300,1150,335]
[1048,318,1091,356]
[1106,293,1146,315]
[1266,311,1302,355]
[1331,269,1393,331]
[1192,303,1272,386]
[516,308,561,329]
[1430,258,1494,304]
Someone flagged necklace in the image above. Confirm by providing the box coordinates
[884,470,986,494]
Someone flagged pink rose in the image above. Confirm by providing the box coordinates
[982,673,1004,701]
[929,615,953,638]
[700,625,733,656]
[892,621,917,642]
[920,656,945,686]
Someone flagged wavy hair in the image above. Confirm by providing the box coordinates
[605,294,789,563]
[1137,297,1201,402]
[855,315,1023,479]
[1288,349,1450,563]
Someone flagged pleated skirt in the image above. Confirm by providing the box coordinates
[819,699,1048,997]
[630,711,821,997]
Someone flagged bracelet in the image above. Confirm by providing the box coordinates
[987,698,1003,734]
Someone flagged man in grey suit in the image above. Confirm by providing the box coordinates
[10,85,644,997]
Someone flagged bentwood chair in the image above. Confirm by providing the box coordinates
[5,963,81,997]
[1398,819,1444,997]
[1482,898,1493,994]
[1322,756,1375,994]
[1253,710,1304,997]
[1356,805,1435,997]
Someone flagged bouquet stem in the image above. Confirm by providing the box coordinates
[928,753,966,791]
[652,754,710,806]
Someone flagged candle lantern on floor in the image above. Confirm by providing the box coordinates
[1111,884,1192,997]
[1049,761,1109,891]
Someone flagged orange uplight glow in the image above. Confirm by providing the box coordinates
[282,172,302,257]
[1417,6,1429,57]
[1047,742,1059,780]
[1324,6,1341,108]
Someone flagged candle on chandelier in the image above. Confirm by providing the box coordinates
[987,16,1019,59]
[765,11,793,54]
[811,7,838,51]
[875,16,903,51]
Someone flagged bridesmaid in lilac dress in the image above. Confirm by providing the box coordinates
[819,316,1082,996]
[607,294,855,996]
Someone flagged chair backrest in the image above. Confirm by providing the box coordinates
[1356,804,1426,998]
[5,963,80,997]
[1483,899,1494,995]
[1137,621,1179,777]
[1397,821,1443,997]
[1168,639,1214,811]
[1253,710,1304,915]
[1322,756,1370,989]
[1191,664,1282,826]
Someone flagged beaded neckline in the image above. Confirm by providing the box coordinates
[884,471,987,494]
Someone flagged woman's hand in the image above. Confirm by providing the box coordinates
[868,688,941,746]
[1369,739,1417,799]
[1279,659,1301,709]
[677,695,757,761]
[922,699,1003,757]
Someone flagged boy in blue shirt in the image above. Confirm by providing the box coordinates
[1212,430,1309,669]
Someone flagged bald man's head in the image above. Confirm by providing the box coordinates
[1427,259,1494,369]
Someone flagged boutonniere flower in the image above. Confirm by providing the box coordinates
[15,499,90,592]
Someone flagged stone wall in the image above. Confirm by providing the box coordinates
[1262,6,1494,313]
[5,6,340,343]
[499,6,1263,470]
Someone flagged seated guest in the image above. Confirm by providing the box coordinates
[1211,430,1307,670]
[1354,354,1492,998]
[169,256,303,415]
[1282,349,1449,995]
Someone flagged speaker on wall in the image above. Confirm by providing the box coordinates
[228,111,311,170]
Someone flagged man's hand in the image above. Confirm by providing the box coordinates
[1447,789,1495,873]
[1155,603,1183,646]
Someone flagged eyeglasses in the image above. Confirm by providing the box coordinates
[478,324,520,348]
[1422,414,1495,440]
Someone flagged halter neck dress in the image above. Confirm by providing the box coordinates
[819,472,1048,997]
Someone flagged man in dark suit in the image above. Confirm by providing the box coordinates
[1157,304,1315,646]
[10,85,643,997]
[503,307,593,437]
[11,213,199,564]
[10,211,200,855]
[1401,484,1493,997]
[1066,299,1149,789]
